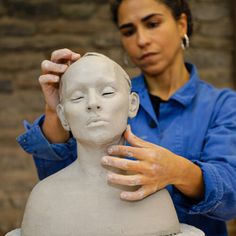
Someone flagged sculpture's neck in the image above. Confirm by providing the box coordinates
[76,135,125,177]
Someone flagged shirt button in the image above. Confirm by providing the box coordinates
[149,120,157,128]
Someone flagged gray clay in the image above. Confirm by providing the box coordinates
[21,53,181,236]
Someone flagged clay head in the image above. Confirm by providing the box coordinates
[57,52,139,145]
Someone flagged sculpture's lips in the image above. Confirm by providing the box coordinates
[87,117,108,127]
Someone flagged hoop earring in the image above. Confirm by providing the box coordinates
[181,34,189,50]
[123,52,136,68]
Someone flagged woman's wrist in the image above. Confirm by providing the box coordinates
[42,104,70,143]
[173,155,204,200]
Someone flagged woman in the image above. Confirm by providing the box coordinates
[17,0,236,235]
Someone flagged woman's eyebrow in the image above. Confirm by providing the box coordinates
[119,13,162,30]
[142,13,163,22]
[119,22,133,30]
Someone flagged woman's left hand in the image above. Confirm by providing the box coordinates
[101,126,204,201]
[102,126,204,201]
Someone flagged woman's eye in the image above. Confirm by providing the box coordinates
[146,21,160,29]
[121,28,136,37]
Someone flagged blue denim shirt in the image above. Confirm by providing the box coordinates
[17,63,236,236]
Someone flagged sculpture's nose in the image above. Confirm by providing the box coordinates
[87,90,101,111]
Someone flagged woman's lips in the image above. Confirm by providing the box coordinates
[139,52,158,61]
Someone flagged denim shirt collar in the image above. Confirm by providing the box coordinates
[131,63,199,107]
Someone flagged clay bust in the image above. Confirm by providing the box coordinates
[7,53,204,236]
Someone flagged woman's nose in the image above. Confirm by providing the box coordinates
[87,91,101,111]
[137,28,151,48]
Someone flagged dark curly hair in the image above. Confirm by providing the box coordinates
[109,0,193,37]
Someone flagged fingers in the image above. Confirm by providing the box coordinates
[102,155,140,169]
[120,184,158,201]
[102,156,159,174]
[107,145,142,160]
[103,155,160,188]
[51,48,80,63]
[41,60,68,75]
[41,48,81,76]
[42,49,81,74]
[107,172,158,187]
[107,173,145,186]
[107,145,158,163]
[39,74,60,85]
[124,125,154,148]
[38,49,80,112]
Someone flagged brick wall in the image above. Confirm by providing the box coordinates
[0,0,235,235]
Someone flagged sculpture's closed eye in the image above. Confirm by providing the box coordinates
[102,92,115,96]
[71,96,84,102]
[101,87,115,97]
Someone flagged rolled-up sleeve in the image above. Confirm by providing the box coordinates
[17,115,77,180]
[173,91,236,221]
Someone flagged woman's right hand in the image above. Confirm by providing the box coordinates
[39,48,80,143]
[39,48,81,111]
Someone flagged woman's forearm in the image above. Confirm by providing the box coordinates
[42,105,70,143]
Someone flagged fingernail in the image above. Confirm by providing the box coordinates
[102,157,108,164]
[127,125,131,132]
[121,192,128,198]
[107,172,113,180]
[72,53,81,60]
[127,125,133,136]
[107,147,113,154]
[60,64,67,71]
[107,146,117,154]
[127,151,133,157]
[52,76,59,82]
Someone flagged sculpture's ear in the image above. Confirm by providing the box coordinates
[128,92,139,118]
[56,104,71,131]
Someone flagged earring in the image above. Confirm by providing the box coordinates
[123,52,129,66]
[181,34,190,50]
[123,52,136,68]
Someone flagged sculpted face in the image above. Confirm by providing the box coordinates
[57,53,139,145]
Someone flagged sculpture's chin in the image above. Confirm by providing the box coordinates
[81,135,123,147]
[77,128,125,147]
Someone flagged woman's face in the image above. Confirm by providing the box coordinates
[118,0,187,76]
[60,56,132,145]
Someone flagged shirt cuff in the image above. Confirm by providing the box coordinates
[16,115,76,161]
[172,160,223,215]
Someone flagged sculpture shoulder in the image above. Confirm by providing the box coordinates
[27,176,58,204]
[26,162,79,206]
[21,178,57,235]
[22,173,64,221]
[21,163,79,236]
